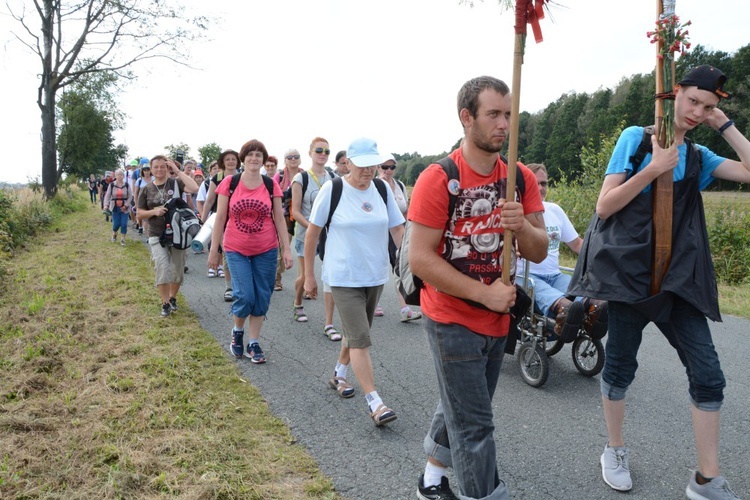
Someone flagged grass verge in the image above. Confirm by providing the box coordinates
[0,196,338,499]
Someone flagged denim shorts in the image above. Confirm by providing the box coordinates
[225,248,278,319]
[294,238,304,257]
[601,297,725,411]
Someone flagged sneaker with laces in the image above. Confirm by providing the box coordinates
[160,302,171,317]
[686,471,739,500]
[400,307,422,322]
[120,239,126,246]
[246,342,266,364]
[169,297,178,312]
[600,444,632,491]
[230,329,244,358]
[417,474,457,500]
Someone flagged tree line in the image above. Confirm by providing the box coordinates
[393,44,750,191]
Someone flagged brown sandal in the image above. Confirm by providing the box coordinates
[370,404,397,426]
[328,376,354,398]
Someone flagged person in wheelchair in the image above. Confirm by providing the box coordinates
[517,163,607,343]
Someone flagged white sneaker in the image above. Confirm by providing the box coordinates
[686,471,739,500]
[600,444,632,491]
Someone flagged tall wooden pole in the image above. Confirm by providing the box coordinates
[501,0,529,285]
[501,29,524,285]
[651,0,674,295]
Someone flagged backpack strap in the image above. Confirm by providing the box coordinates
[300,171,309,198]
[323,177,344,230]
[227,173,242,201]
[261,175,274,204]
[436,157,461,217]
[396,180,406,196]
[170,178,180,200]
[629,125,655,174]
[372,178,388,207]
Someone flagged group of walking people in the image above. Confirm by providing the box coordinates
[109,65,748,500]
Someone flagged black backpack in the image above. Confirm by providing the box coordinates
[163,180,201,249]
[317,177,388,261]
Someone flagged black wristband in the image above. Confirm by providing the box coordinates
[718,120,734,134]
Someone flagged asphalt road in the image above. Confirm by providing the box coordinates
[178,249,749,500]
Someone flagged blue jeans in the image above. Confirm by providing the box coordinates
[516,271,570,317]
[225,248,277,319]
[111,209,128,234]
[423,317,509,500]
[601,297,725,411]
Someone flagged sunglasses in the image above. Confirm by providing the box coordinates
[286,155,300,160]
[313,147,331,155]
[380,165,396,170]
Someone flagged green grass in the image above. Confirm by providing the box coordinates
[0,192,339,499]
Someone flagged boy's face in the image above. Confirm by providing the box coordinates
[675,86,720,131]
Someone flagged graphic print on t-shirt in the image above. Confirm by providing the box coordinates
[547,224,561,252]
[441,178,516,285]
[231,197,270,234]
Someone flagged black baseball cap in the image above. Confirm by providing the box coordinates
[677,65,730,99]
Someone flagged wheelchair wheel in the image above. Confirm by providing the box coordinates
[517,342,549,388]
[571,335,604,377]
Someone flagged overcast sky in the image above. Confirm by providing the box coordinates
[1,0,747,183]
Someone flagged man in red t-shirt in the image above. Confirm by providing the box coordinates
[409,76,547,500]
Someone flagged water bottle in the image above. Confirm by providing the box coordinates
[165,223,173,243]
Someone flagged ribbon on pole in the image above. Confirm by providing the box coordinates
[502,0,547,285]
[650,0,678,295]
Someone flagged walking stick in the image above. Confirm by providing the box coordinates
[501,0,547,285]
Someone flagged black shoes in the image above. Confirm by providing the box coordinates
[417,474,458,500]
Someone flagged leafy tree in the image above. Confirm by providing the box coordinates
[545,92,589,181]
[56,70,123,178]
[7,0,208,199]
[198,143,222,167]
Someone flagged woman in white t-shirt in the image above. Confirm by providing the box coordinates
[303,137,405,427]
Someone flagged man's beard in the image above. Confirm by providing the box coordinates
[470,131,505,154]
